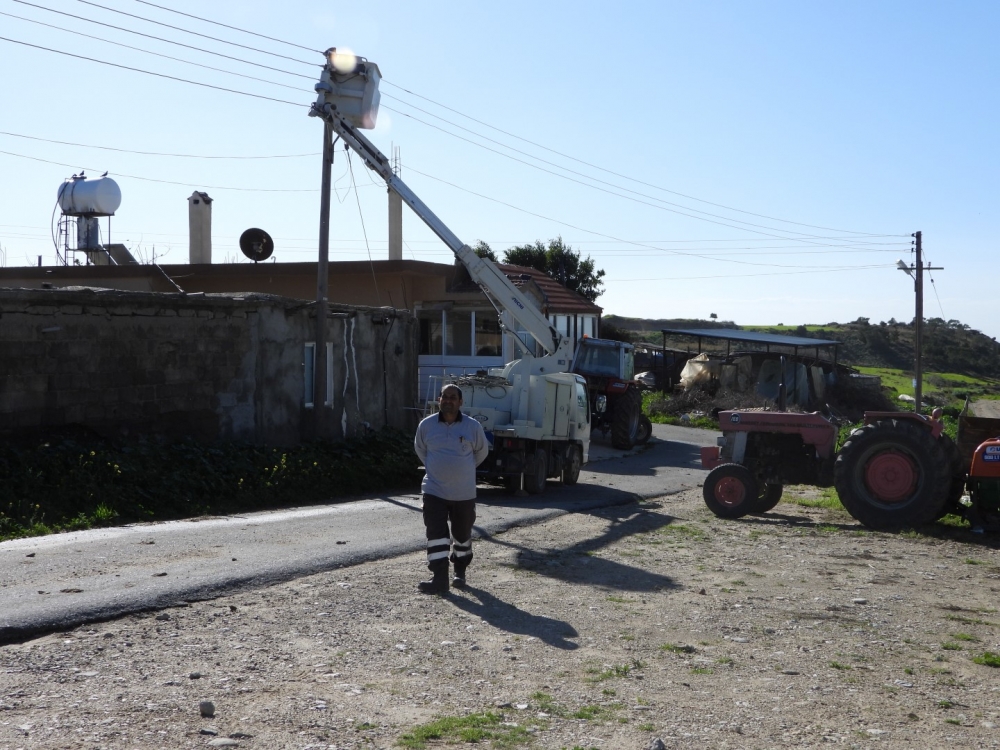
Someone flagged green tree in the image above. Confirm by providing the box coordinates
[502,236,605,302]
[472,240,497,262]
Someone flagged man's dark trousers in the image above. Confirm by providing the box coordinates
[422,493,476,576]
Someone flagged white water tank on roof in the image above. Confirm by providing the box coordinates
[57,176,122,216]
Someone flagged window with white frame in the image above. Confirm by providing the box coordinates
[304,342,334,407]
[418,308,503,357]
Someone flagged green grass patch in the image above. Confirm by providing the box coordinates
[660,643,696,655]
[690,667,713,675]
[973,652,1000,668]
[829,661,852,670]
[587,660,644,682]
[398,711,532,749]
[946,614,996,627]
[782,487,844,511]
[941,642,964,651]
[0,428,422,541]
[657,523,708,541]
[952,633,979,642]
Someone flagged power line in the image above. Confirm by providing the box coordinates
[132,0,322,55]
[386,105,886,249]
[382,80,901,239]
[402,164,890,270]
[0,148,317,192]
[76,0,318,67]
[0,130,317,160]
[12,1,315,80]
[0,10,309,94]
[0,35,306,107]
[609,265,892,282]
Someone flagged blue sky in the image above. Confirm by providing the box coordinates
[2,1,997,339]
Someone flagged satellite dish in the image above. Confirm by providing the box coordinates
[239,228,274,262]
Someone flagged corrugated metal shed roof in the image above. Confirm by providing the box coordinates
[661,327,840,348]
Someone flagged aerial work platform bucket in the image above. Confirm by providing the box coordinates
[313,48,382,129]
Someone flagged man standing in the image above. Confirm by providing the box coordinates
[413,383,490,594]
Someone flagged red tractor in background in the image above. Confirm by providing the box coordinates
[572,337,652,450]
[701,387,1000,531]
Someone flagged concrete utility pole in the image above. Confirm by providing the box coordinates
[315,122,334,437]
[898,231,943,415]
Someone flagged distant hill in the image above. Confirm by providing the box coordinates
[603,315,1000,381]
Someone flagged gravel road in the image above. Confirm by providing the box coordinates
[4,483,1000,750]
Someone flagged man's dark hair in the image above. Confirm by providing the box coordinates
[441,383,463,400]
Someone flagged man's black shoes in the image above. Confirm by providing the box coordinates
[417,568,449,594]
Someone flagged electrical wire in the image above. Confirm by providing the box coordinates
[0,129,316,160]
[75,0,318,67]
[383,104,880,248]
[0,148,316,192]
[0,10,310,94]
[0,35,306,107]
[347,151,382,306]
[11,1,315,80]
[383,91,895,244]
[382,80,904,239]
[132,0,323,55]
[611,264,892,282]
[403,164,900,270]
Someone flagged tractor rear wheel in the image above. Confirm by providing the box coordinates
[751,483,784,514]
[703,463,759,519]
[610,387,641,449]
[834,419,950,530]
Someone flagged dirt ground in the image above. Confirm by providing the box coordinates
[4,486,1000,750]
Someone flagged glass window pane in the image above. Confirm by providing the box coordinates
[446,310,472,355]
[475,312,502,356]
[419,310,443,355]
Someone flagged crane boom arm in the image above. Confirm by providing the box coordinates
[310,102,562,356]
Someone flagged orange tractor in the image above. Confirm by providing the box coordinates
[701,398,1000,531]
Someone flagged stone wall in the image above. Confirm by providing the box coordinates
[0,288,418,445]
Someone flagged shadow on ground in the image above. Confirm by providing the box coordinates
[482,500,682,593]
[446,585,579,650]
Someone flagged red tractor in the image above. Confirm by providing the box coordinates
[701,395,1000,531]
[571,337,651,450]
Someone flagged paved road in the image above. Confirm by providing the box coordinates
[0,424,717,643]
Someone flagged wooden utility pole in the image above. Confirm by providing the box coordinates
[903,231,943,415]
[315,122,334,438]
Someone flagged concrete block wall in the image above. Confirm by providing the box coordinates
[0,288,418,445]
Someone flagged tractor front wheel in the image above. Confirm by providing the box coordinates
[834,419,950,530]
[610,387,641,449]
[703,463,759,519]
[634,415,653,445]
[751,483,784,514]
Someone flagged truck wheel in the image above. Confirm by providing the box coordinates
[703,463,759,519]
[562,446,582,485]
[936,433,966,519]
[525,448,548,495]
[610,388,641,449]
[834,419,950,530]
[634,415,653,445]
[751,483,784,514]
